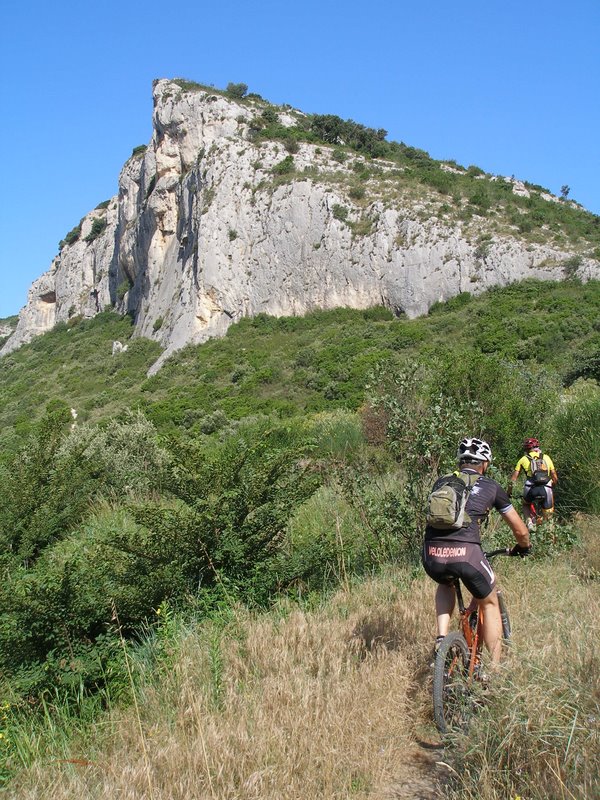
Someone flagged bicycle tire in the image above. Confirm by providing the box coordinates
[432,631,472,734]
[497,590,511,641]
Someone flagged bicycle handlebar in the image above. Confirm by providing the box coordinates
[484,547,512,558]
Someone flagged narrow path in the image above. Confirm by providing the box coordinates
[384,748,445,799]
[386,662,453,799]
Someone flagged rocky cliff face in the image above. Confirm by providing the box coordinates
[3,79,599,371]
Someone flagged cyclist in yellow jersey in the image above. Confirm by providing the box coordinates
[509,437,558,529]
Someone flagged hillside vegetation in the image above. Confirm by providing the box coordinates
[4,522,599,799]
[0,316,18,349]
[167,79,600,256]
[1,279,598,451]
[0,278,599,797]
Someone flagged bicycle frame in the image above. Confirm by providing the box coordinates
[452,548,511,677]
[433,548,513,733]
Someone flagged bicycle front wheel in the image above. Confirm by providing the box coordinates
[433,631,472,734]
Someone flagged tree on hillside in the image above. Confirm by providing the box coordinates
[226,82,248,99]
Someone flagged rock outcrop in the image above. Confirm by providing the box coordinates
[3,79,599,371]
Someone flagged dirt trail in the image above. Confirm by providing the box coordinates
[384,745,446,799]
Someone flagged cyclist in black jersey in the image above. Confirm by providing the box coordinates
[422,437,531,665]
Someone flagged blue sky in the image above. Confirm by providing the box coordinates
[1,0,598,318]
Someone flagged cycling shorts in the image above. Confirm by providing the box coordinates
[422,541,496,599]
[523,479,553,510]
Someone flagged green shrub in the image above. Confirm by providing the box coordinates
[85,218,108,242]
[117,279,131,300]
[198,409,228,434]
[261,107,278,125]
[310,114,388,157]
[563,254,583,278]
[466,165,485,177]
[171,78,206,93]
[226,82,248,99]
[348,185,365,200]
[332,204,349,222]
[60,222,82,249]
[518,218,533,233]
[564,350,600,384]
[0,409,170,565]
[284,137,299,154]
[362,306,394,321]
[271,155,295,175]
[469,187,491,212]
[419,168,455,195]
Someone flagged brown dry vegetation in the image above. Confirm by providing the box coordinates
[448,515,600,800]
[5,577,440,799]
[6,518,600,800]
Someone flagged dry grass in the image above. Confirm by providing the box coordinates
[6,574,440,799]
[7,520,599,799]
[448,515,600,800]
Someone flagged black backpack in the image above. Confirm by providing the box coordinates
[527,453,551,486]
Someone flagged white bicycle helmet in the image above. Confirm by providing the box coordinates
[457,436,493,463]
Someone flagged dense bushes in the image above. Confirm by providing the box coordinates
[548,382,600,514]
[0,281,598,715]
[1,283,598,454]
[0,413,324,699]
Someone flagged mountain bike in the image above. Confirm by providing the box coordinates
[510,481,553,532]
[525,493,545,531]
[432,549,513,734]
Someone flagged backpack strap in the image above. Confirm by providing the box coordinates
[526,452,544,471]
[454,469,480,481]
[454,470,481,489]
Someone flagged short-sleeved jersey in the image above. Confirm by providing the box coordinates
[514,450,555,478]
[424,468,513,545]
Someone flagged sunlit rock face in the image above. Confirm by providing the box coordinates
[3,79,598,370]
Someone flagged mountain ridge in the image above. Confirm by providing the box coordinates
[3,78,599,370]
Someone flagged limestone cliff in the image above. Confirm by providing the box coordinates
[3,79,599,371]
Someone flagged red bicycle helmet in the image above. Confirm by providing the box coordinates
[523,437,540,451]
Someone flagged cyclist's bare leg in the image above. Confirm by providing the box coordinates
[434,583,456,637]
[477,590,502,665]
[522,501,536,530]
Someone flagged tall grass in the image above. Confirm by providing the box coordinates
[447,515,600,800]
[5,519,599,799]
[4,575,436,799]
[550,388,600,515]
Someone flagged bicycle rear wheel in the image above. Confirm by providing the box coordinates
[433,631,472,734]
